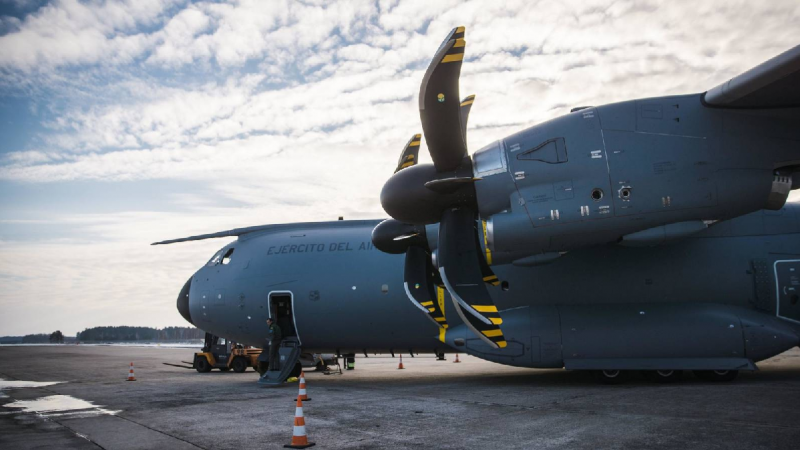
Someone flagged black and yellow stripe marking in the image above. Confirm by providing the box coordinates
[452,26,465,40]
[395,134,422,173]
[460,94,475,107]
[476,220,499,286]
[433,285,448,327]
[455,302,507,348]
[482,220,493,265]
[442,38,465,63]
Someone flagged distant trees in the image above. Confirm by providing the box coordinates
[21,334,50,344]
[76,326,204,342]
[49,330,64,344]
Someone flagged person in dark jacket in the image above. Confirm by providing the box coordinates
[267,318,282,371]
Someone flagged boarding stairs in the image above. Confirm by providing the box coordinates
[258,338,301,386]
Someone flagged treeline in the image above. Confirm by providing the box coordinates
[0,334,76,344]
[76,326,204,342]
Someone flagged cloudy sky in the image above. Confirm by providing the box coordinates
[1,0,799,336]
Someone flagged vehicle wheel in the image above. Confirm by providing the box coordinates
[195,356,211,373]
[646,370,683,383]
[219,367,231,372]
[256,361,269,376]
[232,357,247,373]
[593,370,628,384]
[289,362,302,378]
[694,370,739,382]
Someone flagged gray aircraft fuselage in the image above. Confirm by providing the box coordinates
[179,208,800,370]
[175,93,800,371]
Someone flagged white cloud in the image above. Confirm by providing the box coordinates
[0,0,178,71]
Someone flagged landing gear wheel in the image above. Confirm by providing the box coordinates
[694,370,739,382]
[289,362,302,378]
[195,356,211,373]
[232,357,248,373]
[646,370,683,383]
[593,370,628,384]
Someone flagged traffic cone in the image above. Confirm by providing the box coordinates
[398,354,405,370]
[127,362,136,381]
[284,395,315,448]
[453,353,461,363]
[297,371,310,401]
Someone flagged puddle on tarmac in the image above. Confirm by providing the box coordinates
[4,395,119,417]
[0,380,62,390]
[0,378,118,417]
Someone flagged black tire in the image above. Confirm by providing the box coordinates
[289,362,302,378]
[256,361,269,376]
[694,370,739,382]
[593,369,628,384]
[195,356,211,373]
[232,357,248,373]
[645,370,683,383]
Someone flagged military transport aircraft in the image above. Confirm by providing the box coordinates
[155,27,800,384]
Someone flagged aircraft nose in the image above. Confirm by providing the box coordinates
[177,277,193,325]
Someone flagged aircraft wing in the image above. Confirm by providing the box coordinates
[704,44,800,108]
[151,220,381,245]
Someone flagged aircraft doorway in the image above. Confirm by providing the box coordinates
[268,292,299,343]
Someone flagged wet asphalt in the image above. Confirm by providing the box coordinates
[1,345,799,449]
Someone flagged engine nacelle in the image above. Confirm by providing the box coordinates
[475,93,797,265]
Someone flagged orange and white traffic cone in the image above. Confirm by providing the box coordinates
[453,353,461,363]
[298,371,310,401]
[284,395,315,449]
[398,354,405,370]
[127,362,136,381]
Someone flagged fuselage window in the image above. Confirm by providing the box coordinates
[222,248,235,265]
[207,250,224,266]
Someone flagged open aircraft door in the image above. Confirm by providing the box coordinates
[258,291,302,386]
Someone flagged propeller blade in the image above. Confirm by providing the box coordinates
[459,94,475,143]
[438,208,507,349]
[404,246,448,329]
[419,26,468,172]
[395,134,422,173]
[476,220,499,286]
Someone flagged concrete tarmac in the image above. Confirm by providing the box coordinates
[1,345,799,449]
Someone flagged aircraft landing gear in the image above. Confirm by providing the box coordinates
[593,370,629,384]
[645,370,683,383]
[694,370,739,382]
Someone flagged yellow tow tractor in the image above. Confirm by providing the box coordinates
[194,333,261,373]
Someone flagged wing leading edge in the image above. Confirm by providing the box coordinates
[704,44,800,108]
[151,219,382,245]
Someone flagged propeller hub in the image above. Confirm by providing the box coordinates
[380,163,476,225]
[371,219,428,254]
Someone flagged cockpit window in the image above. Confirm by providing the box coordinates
[207,250,224,266]
[207,248,235,266]
[222,248,234,265]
